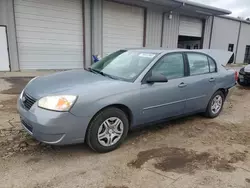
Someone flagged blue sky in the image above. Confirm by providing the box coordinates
[190,0,250,18]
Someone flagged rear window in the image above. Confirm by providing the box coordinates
[187,53,209,75]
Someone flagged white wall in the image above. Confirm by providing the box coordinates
[236,23,250,63]
[210,17,240,55]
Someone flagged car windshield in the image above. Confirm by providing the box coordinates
[90,50,158,81]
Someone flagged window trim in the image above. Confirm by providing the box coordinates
[141,52,188,84]
[207,56,217,73]
[184,52,217,77]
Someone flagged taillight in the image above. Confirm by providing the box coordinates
[234,71,238,81]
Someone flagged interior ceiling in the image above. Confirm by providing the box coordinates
[178,35,202,41]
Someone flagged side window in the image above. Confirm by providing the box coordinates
[187,53,209,75]
[151,53,184,80]
[208,57,216,73]
[228,44,234,52]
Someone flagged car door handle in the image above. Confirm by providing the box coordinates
[209,78,215,82]
[178,82,187,88]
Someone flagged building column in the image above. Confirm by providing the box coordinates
[84,0,92,68]
[203,16,213,49]
[91,0,103,58]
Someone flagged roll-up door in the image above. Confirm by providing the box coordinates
[103,1,144,56]
[14,0,84,70]
[179,16,203,37]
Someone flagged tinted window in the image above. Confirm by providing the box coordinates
[187,53,209,75]
[208,57,216,72]
[152,53,184,80]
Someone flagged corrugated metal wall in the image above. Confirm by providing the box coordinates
[145,9,162,47]
[202,16,212,49]
[162,13,180,48]
[236,22,250,63]
[210,17,240,55]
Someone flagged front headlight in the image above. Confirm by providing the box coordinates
[38,95,77,111]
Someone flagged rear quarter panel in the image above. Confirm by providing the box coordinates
[216,65,236,90]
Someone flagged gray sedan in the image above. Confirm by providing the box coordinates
[17,49,236,153]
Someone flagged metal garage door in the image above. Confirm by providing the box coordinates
[179,16,203,37]
[103,1,144,56]
[14,0,83,70]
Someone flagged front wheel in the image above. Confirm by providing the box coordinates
[205,91,225,118]
[86,108,129,153]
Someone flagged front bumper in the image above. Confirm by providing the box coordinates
[17,96,92,145]
[238,72,250,85]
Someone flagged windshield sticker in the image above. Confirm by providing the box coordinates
[139,53,156,58]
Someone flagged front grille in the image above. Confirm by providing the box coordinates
[21,119,33,132]
[22,92,36,110]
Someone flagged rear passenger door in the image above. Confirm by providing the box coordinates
[184,52,218,113]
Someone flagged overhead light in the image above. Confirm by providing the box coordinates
[169,11,173,20]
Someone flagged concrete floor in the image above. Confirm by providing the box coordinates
[0,74,250,188]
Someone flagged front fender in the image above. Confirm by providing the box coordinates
[70,89,141,126]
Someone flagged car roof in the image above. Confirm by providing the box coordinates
[123,48,234,66]
[123,48,202,54]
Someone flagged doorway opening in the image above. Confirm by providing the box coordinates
[178,35,202,49]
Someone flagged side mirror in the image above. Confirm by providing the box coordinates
[146,73,168,83]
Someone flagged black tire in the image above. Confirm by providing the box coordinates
[86,107,129,153]
[205,91,225,118]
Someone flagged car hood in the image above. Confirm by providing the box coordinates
[24,70,132,99]
[244,64,250,73]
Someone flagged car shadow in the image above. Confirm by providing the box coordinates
[35,115,201,157]
[127,115,199,140]
[237,84,250,90]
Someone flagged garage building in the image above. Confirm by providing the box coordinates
[0,0,249,72]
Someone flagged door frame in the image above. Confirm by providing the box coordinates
[0,25,10,71]
[141,51,189,84]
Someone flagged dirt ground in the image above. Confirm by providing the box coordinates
[0,77,250,188]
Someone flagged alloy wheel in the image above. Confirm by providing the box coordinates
[211,95,223,114]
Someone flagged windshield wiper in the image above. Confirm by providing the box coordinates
[88,68,116,80]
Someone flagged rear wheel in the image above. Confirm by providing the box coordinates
[205,91,225,118]
[86,108,129,153]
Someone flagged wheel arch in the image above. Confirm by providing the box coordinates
[88,104,134,129]
[217,88,229,98]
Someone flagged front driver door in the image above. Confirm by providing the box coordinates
[139,53,188,124]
